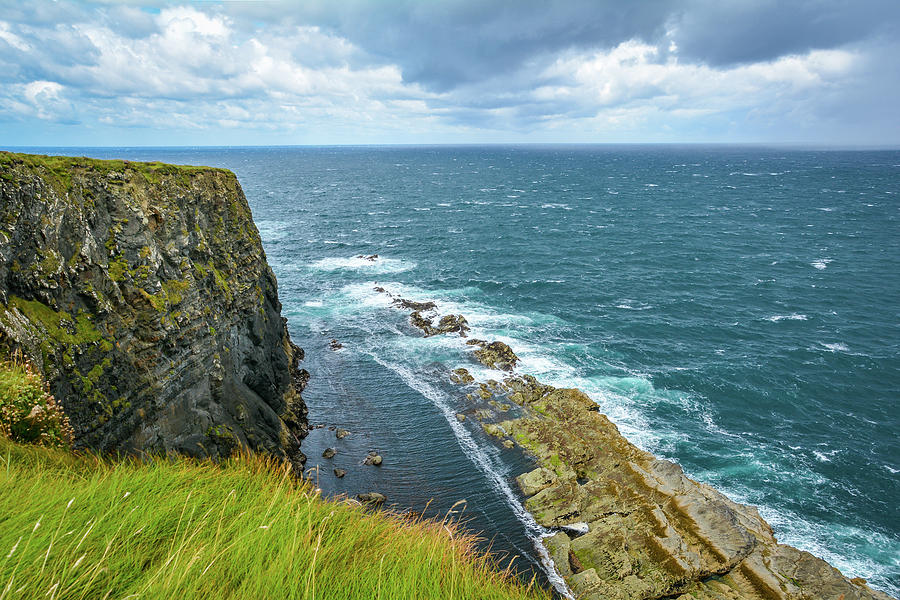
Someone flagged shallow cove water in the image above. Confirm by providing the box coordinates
[24,145,900,596]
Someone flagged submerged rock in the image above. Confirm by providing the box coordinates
[357,254,378,261]
[322,447,336,459]
[335,428,350,439]
[364,451,383,466]
[455,413,466,422]
[329,338,343,351]
[333,468,346,478]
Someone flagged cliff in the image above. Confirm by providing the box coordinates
[0,152,308,467]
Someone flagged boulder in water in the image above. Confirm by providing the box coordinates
[357,492,386,505]
[466,339,519,371]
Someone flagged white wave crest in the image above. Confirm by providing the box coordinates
[308,256,415,274]
[766,314,808,322]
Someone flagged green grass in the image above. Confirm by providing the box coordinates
[0,437,550,600]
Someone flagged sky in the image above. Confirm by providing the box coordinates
[1,0,899,147]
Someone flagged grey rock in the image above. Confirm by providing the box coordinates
[357,492,386,505]
[0,153,308,471]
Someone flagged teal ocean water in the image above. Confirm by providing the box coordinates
[24,146,900,595]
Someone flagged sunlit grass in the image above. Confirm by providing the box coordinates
[0,437,549,600]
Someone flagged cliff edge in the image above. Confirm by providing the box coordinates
[0,152,308,467]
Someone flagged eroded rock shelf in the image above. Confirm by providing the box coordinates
[390,291,894,600]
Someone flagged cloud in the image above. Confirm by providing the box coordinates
[0,0,898,144]
[669,0,900,67]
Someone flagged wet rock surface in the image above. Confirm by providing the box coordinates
[357,492,386,505]
[466,339,519,371]
[429,299,891,599]
[391,297,437,312]
[364,451,383,466]
[449,367,475,384]
[0,153,308,470]
[478,375,893,600]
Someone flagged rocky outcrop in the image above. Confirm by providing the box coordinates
[464,374,893,600]
[466,339,519,371]
[0,152,308,469]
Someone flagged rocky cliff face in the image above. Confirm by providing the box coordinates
[0,152,308,468]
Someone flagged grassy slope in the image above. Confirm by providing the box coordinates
[0,437,549,600]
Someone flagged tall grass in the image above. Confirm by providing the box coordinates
[0,437,549,600]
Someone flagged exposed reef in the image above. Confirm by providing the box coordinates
[0,152,308,469]
[391,293,892,600]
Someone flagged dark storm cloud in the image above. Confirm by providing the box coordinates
[227,0,672,90]
[226,0,899,91]
[671,0,900,66]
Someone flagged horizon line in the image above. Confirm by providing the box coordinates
[5,142,900,151]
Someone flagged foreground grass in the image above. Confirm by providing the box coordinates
[0,438,549,600]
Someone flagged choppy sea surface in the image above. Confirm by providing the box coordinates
[22,145,900,595]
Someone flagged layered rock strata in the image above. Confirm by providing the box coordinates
[390,295,893,600]
[0,152,308,468]
[475,376,892,600]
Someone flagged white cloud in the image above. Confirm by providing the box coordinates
[0,2,895,144]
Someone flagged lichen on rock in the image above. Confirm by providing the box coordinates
[0,152,308,470]
[486,374,893,600]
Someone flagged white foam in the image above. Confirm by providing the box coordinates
[811,258,832,270]
[308,256,415,274]
[615,301,654,311]
[765,314,808,322]
[819,342,850,352]
[813,450,832,463]
[363,353,573,598]
[303,300,323,307]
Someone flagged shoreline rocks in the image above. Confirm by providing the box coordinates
[466,339,519,371]
[469,374,892,600]
[364,451,383,466]
[357,492,386,505]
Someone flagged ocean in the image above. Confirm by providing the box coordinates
[21,145,900,596]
